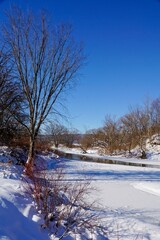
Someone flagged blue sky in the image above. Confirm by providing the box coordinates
[1,0,160,132]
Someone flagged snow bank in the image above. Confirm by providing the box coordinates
[0,147,50,240]
[132,182,160,197]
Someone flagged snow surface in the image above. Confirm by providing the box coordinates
[0,148,50,240]
[0,145,160,239]
[58,159,160,239]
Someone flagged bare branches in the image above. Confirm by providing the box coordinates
[0,51,27,144]
[23,163,108,239]
[3,6,85,165]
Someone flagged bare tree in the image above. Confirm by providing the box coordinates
[63,128,79,148]
[103,115,120,154]
[46,122,68,148]
[150,97,160,134]
[80,131,94,153]
[4,7,85,171]
[120,113,138,153]
[121,106,150,156]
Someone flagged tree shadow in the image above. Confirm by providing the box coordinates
[55,158,160,182]
[0,198,49,240]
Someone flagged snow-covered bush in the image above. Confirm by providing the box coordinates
[24,164,108,239]
[150,134,160,145]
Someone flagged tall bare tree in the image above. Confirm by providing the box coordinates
[4,7,85,170]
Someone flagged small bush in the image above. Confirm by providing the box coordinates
[24,162,108,239]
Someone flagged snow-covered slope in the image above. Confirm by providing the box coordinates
[0,147,49,240]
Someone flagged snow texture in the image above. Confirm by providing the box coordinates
[0,143,160,239]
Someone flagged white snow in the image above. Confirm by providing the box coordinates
[0,144,160,239]
[57,158,160,239]
[0,148,50,240]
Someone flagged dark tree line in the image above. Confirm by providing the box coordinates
[0,51,27,144]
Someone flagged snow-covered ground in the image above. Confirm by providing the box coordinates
[0,147,50,240]
[59,159,160,239]
[0,145,160,239]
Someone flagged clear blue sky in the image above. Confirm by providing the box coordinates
[1,0,160,132]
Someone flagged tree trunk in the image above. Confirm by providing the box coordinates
[25,136,35,176]
[55,142,59,148]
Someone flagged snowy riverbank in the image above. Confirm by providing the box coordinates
[0,146,160,239]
